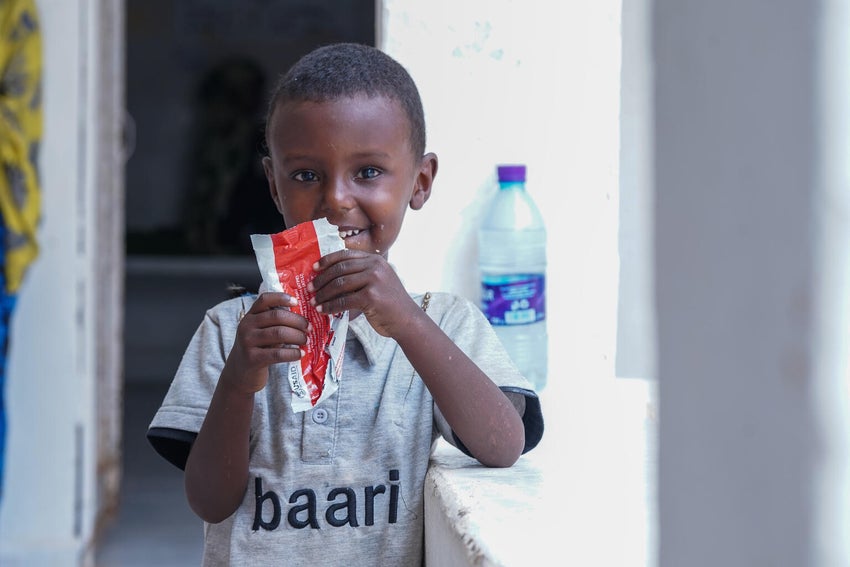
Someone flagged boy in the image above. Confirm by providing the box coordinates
[148,43,543,566]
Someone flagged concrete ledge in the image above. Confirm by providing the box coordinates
[424,377,657,566]
[425,443,547,566]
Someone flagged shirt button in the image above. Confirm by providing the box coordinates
[312,408,329,424]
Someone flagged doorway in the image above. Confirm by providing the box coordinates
[99,1,375,562]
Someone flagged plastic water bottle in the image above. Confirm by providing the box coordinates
[478,164,548,391]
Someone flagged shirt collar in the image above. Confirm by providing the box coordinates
[346,313,389,366]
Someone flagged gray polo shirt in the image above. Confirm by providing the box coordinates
[148,291,543,567]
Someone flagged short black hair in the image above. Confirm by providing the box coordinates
[265,43,426,158]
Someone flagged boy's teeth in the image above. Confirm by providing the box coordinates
[339,229,361,238]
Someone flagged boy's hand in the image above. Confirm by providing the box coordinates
[222,292,309,394]
[308,249,420,337]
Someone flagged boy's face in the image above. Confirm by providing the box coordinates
[263,95,436,258]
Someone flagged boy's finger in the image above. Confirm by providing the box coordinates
[254,307,309,331]
[257,325,309,348]
[255,345,304,365]
[311,248,367,272]
[311,271,370,311]
[250,291,298,312]
[274,347,305,364]
[309,254,371,294]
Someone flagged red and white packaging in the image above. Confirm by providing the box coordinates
[250,217,348,412]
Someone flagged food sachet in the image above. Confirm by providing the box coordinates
[250,218,348,412]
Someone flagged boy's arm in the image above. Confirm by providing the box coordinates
[184,368,255,523]
[309,250,528,467]
[184,292,308,523]
[393,303,526,468]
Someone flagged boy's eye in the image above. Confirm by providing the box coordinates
[292,170,318,182]
[358,167,382,180]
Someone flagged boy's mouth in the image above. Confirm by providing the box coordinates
[338,228,362,240]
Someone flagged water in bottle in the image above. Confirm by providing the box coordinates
[478,164,548,391]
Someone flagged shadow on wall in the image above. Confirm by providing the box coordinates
[182,58,282,256]
[124,0,376,258]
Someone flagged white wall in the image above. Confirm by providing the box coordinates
[0,1,100,564]
[813,2,850,563]
[380,0,623,416]
[378,5,652,564]
[655,1,850,565]
[616,0,655,380]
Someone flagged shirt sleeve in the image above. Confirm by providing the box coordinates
[429,293,544,456]
[147,295,251,469]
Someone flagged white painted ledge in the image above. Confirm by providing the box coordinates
[425,377,657,566]
[425,443,547,566]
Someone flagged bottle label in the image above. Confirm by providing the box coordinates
[481,274,546,326]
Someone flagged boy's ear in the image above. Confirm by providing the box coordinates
[409,152,438,210]
[263,156,285,214]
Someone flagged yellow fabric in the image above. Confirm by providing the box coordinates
[0,0,40,294]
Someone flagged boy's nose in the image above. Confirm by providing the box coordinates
[321,177,356,212]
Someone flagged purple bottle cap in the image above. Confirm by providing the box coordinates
[497,164,526,182]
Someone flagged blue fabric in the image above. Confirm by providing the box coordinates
[0,217,17,498]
